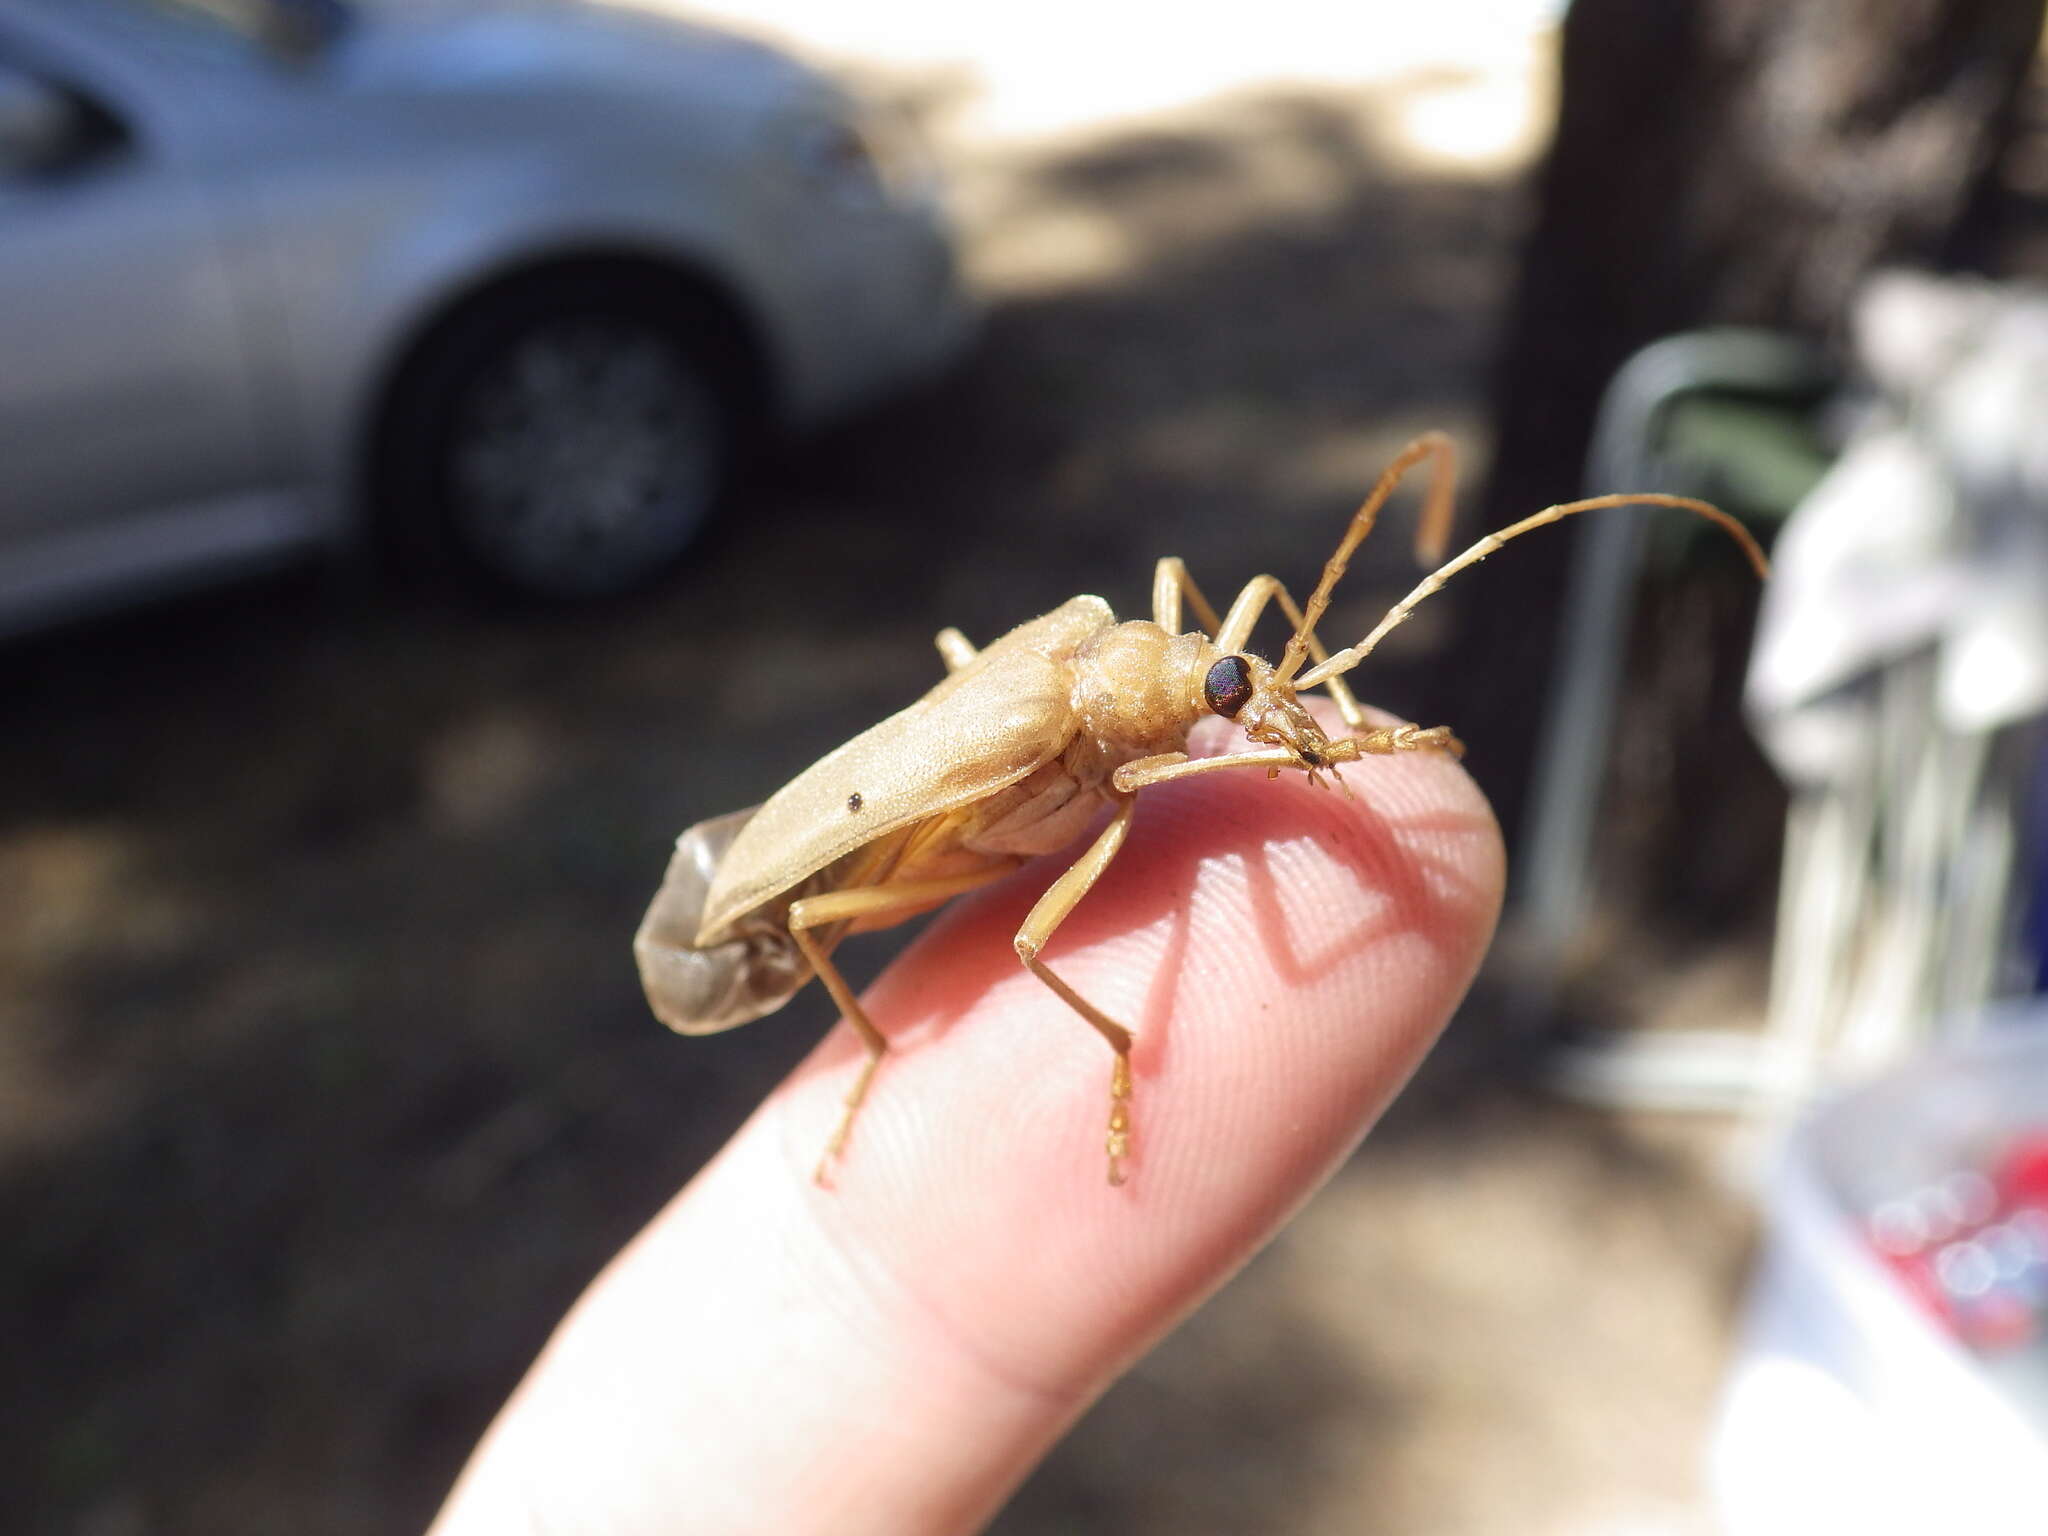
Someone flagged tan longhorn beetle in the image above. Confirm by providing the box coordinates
[633,432,1768,1185]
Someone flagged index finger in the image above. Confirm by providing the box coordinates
[432,712,1503,1536]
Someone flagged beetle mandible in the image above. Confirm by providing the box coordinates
[633,432,1768,1185]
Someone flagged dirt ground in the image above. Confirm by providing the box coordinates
[1,19,1789,1536]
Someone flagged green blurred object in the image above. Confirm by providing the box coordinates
[1643,392,1834,571]
[1517,328,1838,1102]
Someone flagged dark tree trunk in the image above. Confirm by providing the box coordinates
[1466,0,2046,846]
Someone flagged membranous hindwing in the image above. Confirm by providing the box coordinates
[635,805,812,1033]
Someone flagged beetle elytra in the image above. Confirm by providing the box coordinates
[633,432,1768,1185]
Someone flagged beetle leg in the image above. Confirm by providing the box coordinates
[789,862,1020,1184]
[1349,721,1464,757]
[1011,794,1142,1185]
[1111,746,1298,794]
[1213,574,1369,730]
[934,626,977,672]
[1151,557,1224,637]
[1112,727,1460,800]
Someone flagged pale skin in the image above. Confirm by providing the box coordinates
[432,693,1507,1536]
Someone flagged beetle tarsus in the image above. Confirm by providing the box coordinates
[814,1119,851,1187]
[1349,721,1464,758]
[813,1065,876,1184]
[1105,1051,1133,1186]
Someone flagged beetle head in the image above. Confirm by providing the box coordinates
[1199,651,1359,788]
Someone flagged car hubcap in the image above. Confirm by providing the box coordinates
[448,317,720,595]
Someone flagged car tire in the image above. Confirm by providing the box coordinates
[379,270,755,601]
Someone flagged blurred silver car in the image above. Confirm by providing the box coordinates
[0,0,971,628]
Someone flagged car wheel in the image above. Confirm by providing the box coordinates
[383,274,751,600]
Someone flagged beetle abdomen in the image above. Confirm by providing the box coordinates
[634,805,811,1034]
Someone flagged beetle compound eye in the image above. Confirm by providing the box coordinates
[1203,655,1254,718]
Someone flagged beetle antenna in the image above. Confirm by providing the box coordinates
[1293,493,1770,691]
[1276,431,1457,686]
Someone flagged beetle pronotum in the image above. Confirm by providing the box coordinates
[633,433,1768,1185]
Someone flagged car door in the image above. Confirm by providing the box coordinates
[0,33,258,548]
